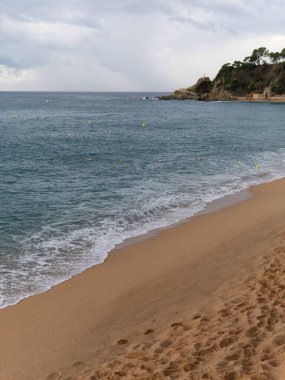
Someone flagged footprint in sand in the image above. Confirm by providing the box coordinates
[219,337,235,348]
[219,308,232,317]
[144,328,154,335]
[72,361,85,368]
[117,339,128,345]
[225,352,240,361]
[114,370,126,377]
[268,359,280,367]
[273,334,285,346]
[246,326,259,338]
[159,339,173,348]
[46,372,61,380]
[224,371,239,380]
[154,347,163,354]
[163,361,181,377]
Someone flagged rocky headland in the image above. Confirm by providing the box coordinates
[159,47,285,102]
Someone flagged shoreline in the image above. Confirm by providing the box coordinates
[114,188,252,253]
[159,98,285,103]
[0,186,252,311]
[1,178,285,378]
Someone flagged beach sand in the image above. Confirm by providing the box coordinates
[1,179,285,379]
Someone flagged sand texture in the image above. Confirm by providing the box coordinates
[63,230,285,380]
[1,179,285,379]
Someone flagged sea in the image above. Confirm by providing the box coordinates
[0,92,285,308]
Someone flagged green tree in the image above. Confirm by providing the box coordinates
[232,60,243,68]
[269,51,282,63]
[244,47,269,65]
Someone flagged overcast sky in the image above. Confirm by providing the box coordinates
[1,0,285,91]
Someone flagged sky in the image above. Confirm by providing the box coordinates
[1,0,285,91]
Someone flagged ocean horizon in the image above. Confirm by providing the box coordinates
[1,91,285,308]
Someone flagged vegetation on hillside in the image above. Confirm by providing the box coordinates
[214,47,285,96]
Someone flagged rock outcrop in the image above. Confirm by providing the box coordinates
[158,77,213,101]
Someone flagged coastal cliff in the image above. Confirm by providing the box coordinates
[159,47,285,101]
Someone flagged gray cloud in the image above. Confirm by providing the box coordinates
[0,0,285,90]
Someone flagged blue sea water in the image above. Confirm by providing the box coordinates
[0,92,285,308]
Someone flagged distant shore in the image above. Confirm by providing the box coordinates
[224,95,285,103]
[1,179,285,379]
[158,93,285,103]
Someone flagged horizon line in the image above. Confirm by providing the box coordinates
[0,90,170,93]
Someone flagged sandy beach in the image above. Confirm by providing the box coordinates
[1,178,285,379]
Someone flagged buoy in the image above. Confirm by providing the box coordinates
[255,163,260,169]
[237,160,241,165]
[141,122,145,128]
[11,114,17,119]
[197,156,203,161]
[88,119,94,126]
[118,159,124,164]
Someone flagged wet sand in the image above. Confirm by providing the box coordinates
[1,179,285,379]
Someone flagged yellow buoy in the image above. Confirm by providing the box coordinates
[141,122,145,128]
[255,163,260,169]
